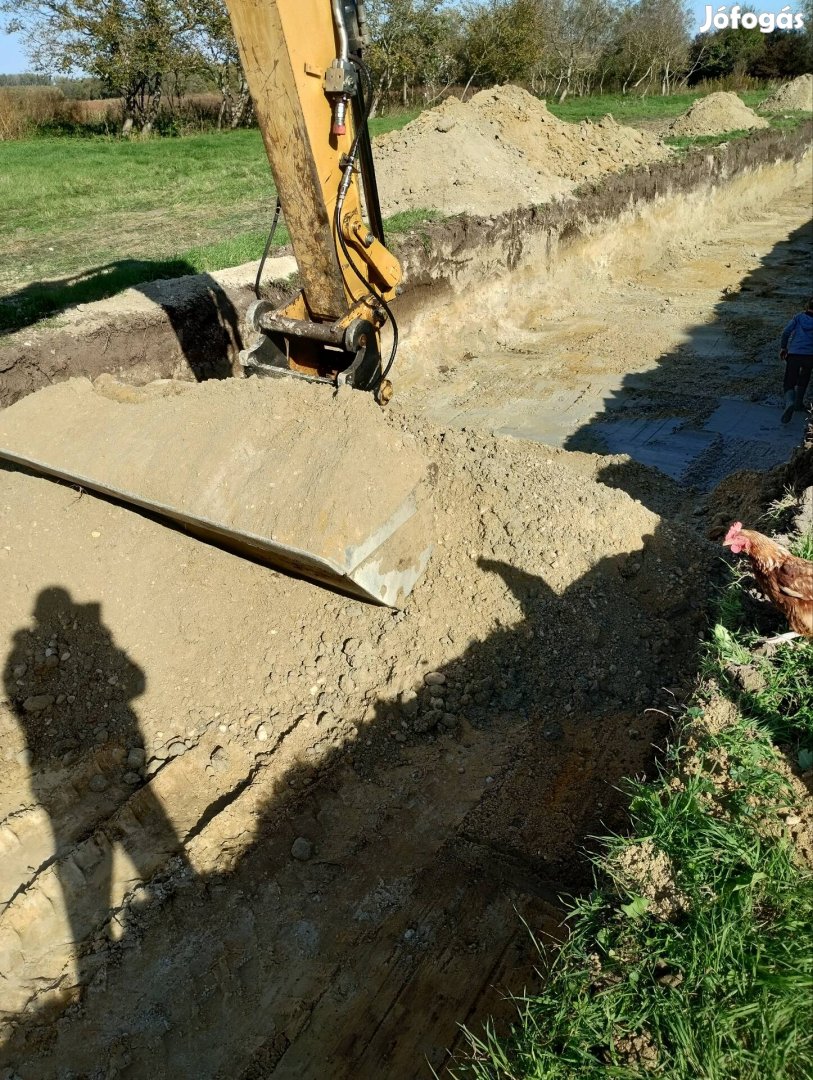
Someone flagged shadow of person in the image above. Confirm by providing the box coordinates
[2,586,187,986]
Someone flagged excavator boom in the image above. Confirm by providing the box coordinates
[0,0,434,607]
[229,0,402,398]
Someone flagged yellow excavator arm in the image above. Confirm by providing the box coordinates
[225,0,402,402]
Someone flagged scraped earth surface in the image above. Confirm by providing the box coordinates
[1,154,812,1078]
[398,163,813,520]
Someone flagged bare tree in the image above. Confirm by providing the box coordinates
[610,0,691,94]
[2,0,196,131]
[539,0,621,101]
[186,0,252,128]
[366,0,460,109]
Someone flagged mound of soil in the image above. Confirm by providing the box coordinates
[375,84,670,216]
[760,74,813,113]
[0,376,433,604]
[0,386,712,1036]
[668,92,769,136]
[0,400,711,779]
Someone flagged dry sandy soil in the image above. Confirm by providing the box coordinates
[667,91,768,136]
[0,133,811,1077]
[375,84,670,215]
[760,74,813,114]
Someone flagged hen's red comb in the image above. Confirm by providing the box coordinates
[724,521,744,543]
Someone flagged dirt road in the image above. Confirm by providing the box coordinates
[0,158,811,1078]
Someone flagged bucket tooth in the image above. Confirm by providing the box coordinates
[0,377,434,607]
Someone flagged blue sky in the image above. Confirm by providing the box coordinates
[1,31,26,73]
[0,0,806,76]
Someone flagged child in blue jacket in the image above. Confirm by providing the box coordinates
[780,297,813,424]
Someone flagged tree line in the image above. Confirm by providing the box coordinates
[2,0,811,132]
[371,0,811,104]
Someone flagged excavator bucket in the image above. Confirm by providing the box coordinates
[0,376,434,607]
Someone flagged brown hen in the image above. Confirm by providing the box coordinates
[723,522,813,638]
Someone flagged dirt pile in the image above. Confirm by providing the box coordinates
[0,383,713,1047]
[375,84,671,216]
[0,403,711,781]
[668,92,769,136]
[759,73,813,113]
[0,375,433,604]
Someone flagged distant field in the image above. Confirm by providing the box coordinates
[0,91,782,333]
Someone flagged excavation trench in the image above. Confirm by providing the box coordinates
[0,136,811,1078]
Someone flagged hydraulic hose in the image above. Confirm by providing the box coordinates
[254,197,282,299]
[330,0,349,60]
[333,58,399,384]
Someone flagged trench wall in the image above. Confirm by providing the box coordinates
[0,123,810,409]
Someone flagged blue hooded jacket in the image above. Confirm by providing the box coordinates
[780,311,813,356]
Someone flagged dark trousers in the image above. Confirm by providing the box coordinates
[783,354,813,397]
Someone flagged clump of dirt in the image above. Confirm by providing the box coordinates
[704,467,780,539]
[375,84,670,216]
[704,445,813,540]
[611,838,689,920]
[760,74,813,114]
[668,92,769,137]
[679,694,813,872]
[0,375,431,593]
[612,1029,659,1072]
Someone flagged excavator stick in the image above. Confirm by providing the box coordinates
[227,0,402,398]
[0,0,434,606]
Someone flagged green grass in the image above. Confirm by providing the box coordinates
[370,109,420,135]
[0,113,417,301]
[664,130,752,150]
[0,111,426,333]
[454,527,813,1080]
[547,89,772,125]
[665,114,809,152]
[384,207,443,240]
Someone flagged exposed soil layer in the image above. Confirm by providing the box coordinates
[375,84,671,215]
[0,258,297,410]
[0,127,812,1079]
[668,91,769,136]
[760,73,813,113]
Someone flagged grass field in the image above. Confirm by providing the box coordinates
[0,113,422,332]
[0,89,794,333]
[547,89,772,124]
[455,526,813,1080]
